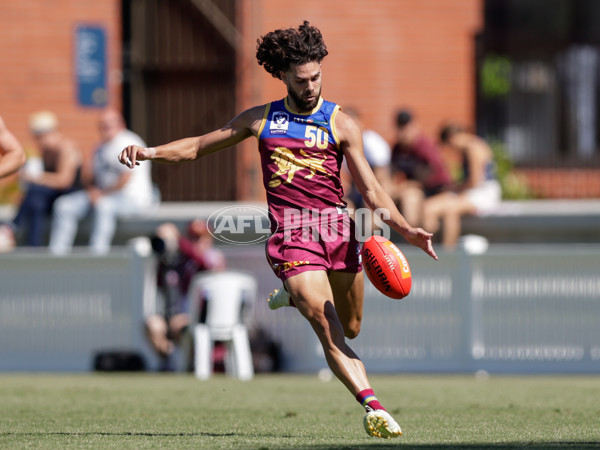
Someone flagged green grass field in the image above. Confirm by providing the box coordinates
[0,373,599,449]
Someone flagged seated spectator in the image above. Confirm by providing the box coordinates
[341,108,392,234]
[146,219,226,371]
[423,122,502,249]
[3,111,81,247]
[342,107,392,207]
[390,109,453,226]
[49,109,155,254]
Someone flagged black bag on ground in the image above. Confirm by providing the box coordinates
[93,350,146,372]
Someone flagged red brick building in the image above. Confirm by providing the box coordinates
[0,0,122,202]
[0,0,482,202]
[236,0,482,199]
[3,0,596,201]
[0,0,122,157]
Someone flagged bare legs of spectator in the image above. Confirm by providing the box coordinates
[392,180,425,226]
[423,192,475,249]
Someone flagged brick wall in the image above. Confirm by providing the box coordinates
[1,0,484,203]
[236,0,483,200]
[517,169,600,199]
[0,1,121,161]
[5,1,596,203]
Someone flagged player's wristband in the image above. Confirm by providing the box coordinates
[148,147,157,159]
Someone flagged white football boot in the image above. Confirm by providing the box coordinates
[267,287,290,310]
[363,409,402,439]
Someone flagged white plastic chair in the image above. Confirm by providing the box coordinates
[185,271,256,380]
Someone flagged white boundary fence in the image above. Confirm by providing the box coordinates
[0,239,156,371]
[1,241,599,373]
[224,243,600,374]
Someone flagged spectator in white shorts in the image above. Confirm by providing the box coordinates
[49,109,155,254]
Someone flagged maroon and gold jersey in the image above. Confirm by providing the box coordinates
[257,97,347,230]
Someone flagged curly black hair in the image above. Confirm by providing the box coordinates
[256,21,328,79]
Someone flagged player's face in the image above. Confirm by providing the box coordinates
[283,61,322,112]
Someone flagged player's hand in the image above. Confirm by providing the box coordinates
[403,227,438,260]
[118,145,151,169]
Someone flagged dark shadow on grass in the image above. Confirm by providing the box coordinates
[2,434,598,448]
[0,432,243,438]
[304,444,600,450]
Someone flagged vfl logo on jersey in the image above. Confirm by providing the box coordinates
[270,112,289,134]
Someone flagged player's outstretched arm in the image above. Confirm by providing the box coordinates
[338,110,438,260]
[118,106,265,169]
[0,116,26,179]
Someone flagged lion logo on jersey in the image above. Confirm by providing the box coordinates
[268,147,330,187]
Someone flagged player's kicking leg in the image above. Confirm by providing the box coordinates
[282,269,402,439]
[329,270,402,438]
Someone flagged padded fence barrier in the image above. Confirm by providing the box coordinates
[224,243,600,374]
[1,242,599,373]
[0,238,156,371]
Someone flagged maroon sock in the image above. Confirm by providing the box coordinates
[356,389,385,412]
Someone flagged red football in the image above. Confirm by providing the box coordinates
[361,235,412,299]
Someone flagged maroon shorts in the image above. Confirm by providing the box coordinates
[265,216,362,282]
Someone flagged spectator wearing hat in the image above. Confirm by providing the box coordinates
[389,109,453,227]
[146,219,226,371]
[49,109,154,254]
[2,111,81,247]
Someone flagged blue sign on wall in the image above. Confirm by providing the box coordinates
[75,25,107,107]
